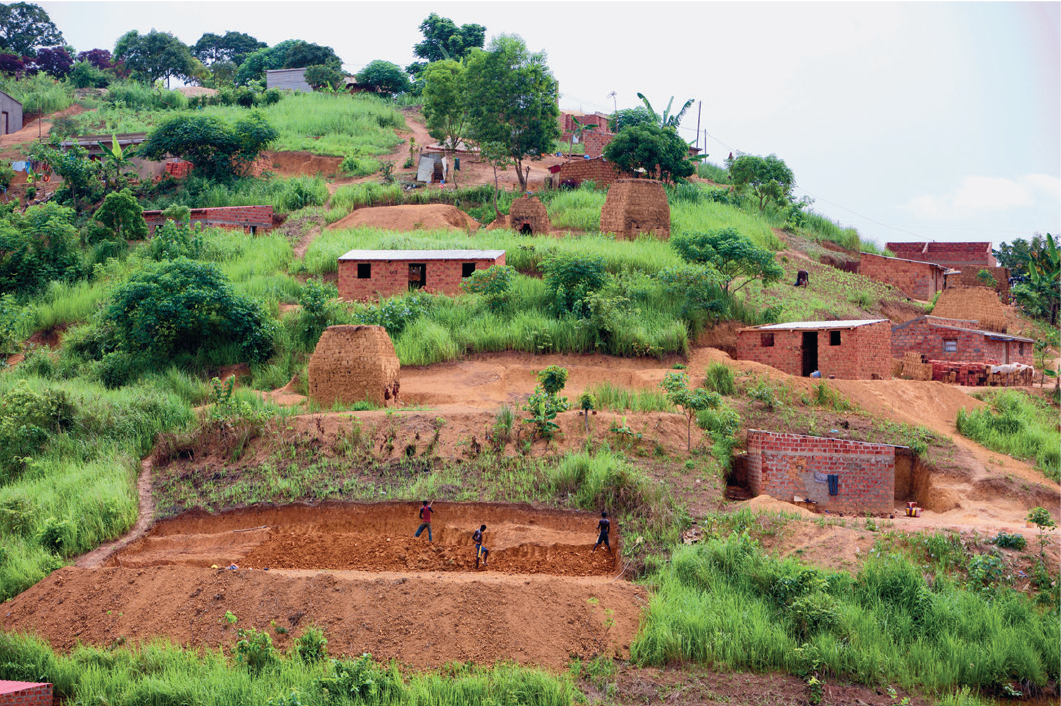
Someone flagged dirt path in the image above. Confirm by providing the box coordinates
[0,104,88,154]
[76,458,157,569]
[292,223,322,260]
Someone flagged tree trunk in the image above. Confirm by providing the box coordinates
[686,415,692,451]
[492,164,502,219]
[515,158,527,192]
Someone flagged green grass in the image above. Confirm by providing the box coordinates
[633,530,1059,695]
[0,73,75,116]
[696,161,731,184]
[957,390,1061,482]
[586,381,675,413]
[142,175,330,214]
[670,198,782,251]
[545,188,604,231]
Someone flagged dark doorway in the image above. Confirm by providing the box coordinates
[408,263,426,290]
[2,111,7,134]
[802,331,818,377]
[519,223,532,235]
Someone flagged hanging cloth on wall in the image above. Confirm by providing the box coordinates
[813,471,829,484]
[827,474,839,496]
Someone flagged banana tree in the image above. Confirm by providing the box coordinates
[636,92,694,129]
[568,115,596,159]
[97,134,137,191]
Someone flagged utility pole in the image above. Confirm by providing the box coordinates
[695,101,701,151]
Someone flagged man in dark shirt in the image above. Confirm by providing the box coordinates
[473,524,489,569]
[414,500,433,541]
[592,511,611,553]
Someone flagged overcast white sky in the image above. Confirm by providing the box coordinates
[39,1,1061,250]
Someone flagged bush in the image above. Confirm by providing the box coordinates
[704,363,735,395]
[462,265,515,313]
[541,253,608,317]
[139,112,279,182]
[294,626,327,663]
[38,516,76,555]
[0,202,82,294]
[234,627,276,673]
[991,532,1027,550]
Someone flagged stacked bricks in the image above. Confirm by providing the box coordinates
[858,253,945,300]
[891,316,1032,365]
[0,681,52,706]
[944,267,1010,304]
[736,321,892,380]
[307,325,400,407]
[886,242,997,270]
[338,252,505,301]
[580,130,615,158]
[930,288,1008,333]
[746,430,897,513]
[142,206,274,237]
[600,179,670,241]
[553,157,628,188]
[509,195,551,235]
[164,160,193,179]
[898,352,933,381]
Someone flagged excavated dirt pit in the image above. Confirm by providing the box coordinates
[1,503,643,669]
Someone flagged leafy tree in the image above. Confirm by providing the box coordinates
[233,40,297,85]
[422,59,468,152]
[608,106,656,132]
[69,60,110,88]
[93,189,147,242]
[303,64,344,91]
[30,46,71,78]
[671,228,784,294]
[660,371,722,451]
[541,252,608,317]
[192,31,266,66]
[356,60,411,95]
[464,35,560,192]
[995,234,1060,325]
[0,53,24,76]
[100,257,274,364]
[27,139,101,212]
[462,264,515,313]
[76,48,112,69]
[603,123,695,183]
[113,30,196,87]
[658,263,727,320]
[522,366,570,440]
[139,112,278,182]
[727,153,795,212]
[0,202,81,294]
[0,2,64,57]
[636,93,694,129]
[479,141,513,219]
[282,41,341,70]
[407,13,486,78]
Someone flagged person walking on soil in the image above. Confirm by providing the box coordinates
[473,524,489,569]
[592,511,612,553]
[414,500,434,541]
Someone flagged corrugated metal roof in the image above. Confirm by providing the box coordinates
[750,319,888,331]
[339,250,505,261]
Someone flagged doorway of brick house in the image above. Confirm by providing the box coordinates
[409,263,426,290]
[802,331,818,377]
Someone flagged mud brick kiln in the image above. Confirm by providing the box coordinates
[599,179,670,240]
[308,325,400,407]
[509,195,551,235]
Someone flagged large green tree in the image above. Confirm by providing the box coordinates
[356,60,411,95]
[113,30,196,87]
[463,35,560,192]
[603,123,696,183]
[727,153,795,212]
[139,112,278,182]
[0,203,80,294]
[0,2,63,57]
[192,31,266,66]
[407,13,485,78]
[996,234,1060,325]
[671,228,784,294]
[282,41,341,70]
[422,59,467,151]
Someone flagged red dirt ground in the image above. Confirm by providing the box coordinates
[326,203,481,233]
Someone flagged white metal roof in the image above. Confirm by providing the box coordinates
[751,319,888,331]
[339,249,505,261]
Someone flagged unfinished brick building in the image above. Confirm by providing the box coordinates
[558,113,615,157]
[885,242,997,270]
[891,316,1033,365]
[549,157,628,188]
[509,195,550,234]
[746,430,902,513]
[0,681,52,706]
[943,267,1011,304]
[858,253,947,300]
[308,325,400,407]
[338,249,505,300]
[736,319,892,380]
[600,179,670,240]
[142,206,274,236]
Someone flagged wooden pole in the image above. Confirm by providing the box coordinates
[695,101,701,151]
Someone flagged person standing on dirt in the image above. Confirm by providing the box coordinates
[473,524,489,569]
[592,511,612,553]
[414,500,434,542]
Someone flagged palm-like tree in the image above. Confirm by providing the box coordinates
[97,134,137,191]
[568,116,597,159]
[636,92,694,129]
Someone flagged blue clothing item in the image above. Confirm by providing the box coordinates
[414,523,432,541]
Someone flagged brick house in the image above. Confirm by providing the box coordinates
[548,157,628,188]
[0,681,52,706]
[885,242,997,270]
[736,319,892,379]
[559,112,615,157]
[142,206,274,236]
[891,316,1034,365]
[858,253,948,300]
[338,249,505,300]
[746,430,902,513]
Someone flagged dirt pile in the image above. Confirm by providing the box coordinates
[308,325,400,407]
[600,179,670,240]
[265,150,343,177]
[327,204,480,233]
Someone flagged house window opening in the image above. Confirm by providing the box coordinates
[943,339,957,353]
[357,263,371,279]
[462,262,477,278]
[761,333,775,347]
[829,331,841,346]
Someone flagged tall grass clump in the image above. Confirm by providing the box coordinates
[670,198,782,251]
[633,531,1059,695]
[956,390,1060,481]
[703,363,735,395]
[545,188,604,231]
[104,80,188,111]
[0,73,74,115]
[696,161,731,184]
[585,381,675,413]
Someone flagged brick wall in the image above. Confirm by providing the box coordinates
[858,253,943,300]
[0,681,52,706]
[891,317,1034,365]
[164,160,193,179]
[746,430,896,513]
[338,254,506,301]
[143,206,274,236]
[736,321,892,380]
[554,157,629,187]
[885,242,996,270]
[944,267,1010,304]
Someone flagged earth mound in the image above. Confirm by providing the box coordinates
[327,204,480,233]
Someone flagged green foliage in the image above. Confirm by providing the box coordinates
[234,627,277,673]
[0,3,64,57]
[727,153,796,212]
[27,140,102,213]
[658,263,726,321]
[293,626,327,664]
[608,105,656,132]
[522,368,570,440]
[586,381,674,413]
[975,269,998,288]
[0,380,74,481]
[661,371,722,451]
[421,59,468,152]
[461,264,515,313]
[991,532,1026,550]
[354,291,431,337]
[635,92,695,130]
[536,365,569,396]
[409,12,487,77]
[704,363,735,395]
[671,228,784,294]
[113,29,197,85]
[356,59,412,95]
[37,516,76,555]
[956,390,1060,481]
[139,112,279,182]
[192,30,267,67]
[995,233,1060,325]
[603,122,695,183]
[302,63,344,91]
[542,252,608,317]
[93,189,147,242]
[0,294,25,357]
[0,202,81,295]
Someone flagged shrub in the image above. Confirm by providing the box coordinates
[92,188,147,242]
[294,626,328,663]
[38,516,76,555]
[139,112,279,182]
[234,627,276,673]
[462,265,515,313]
[704,363,735,395]
[541,253,608,317]
[0,202,82,294]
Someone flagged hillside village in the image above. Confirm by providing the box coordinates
[0,6,1059,706]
